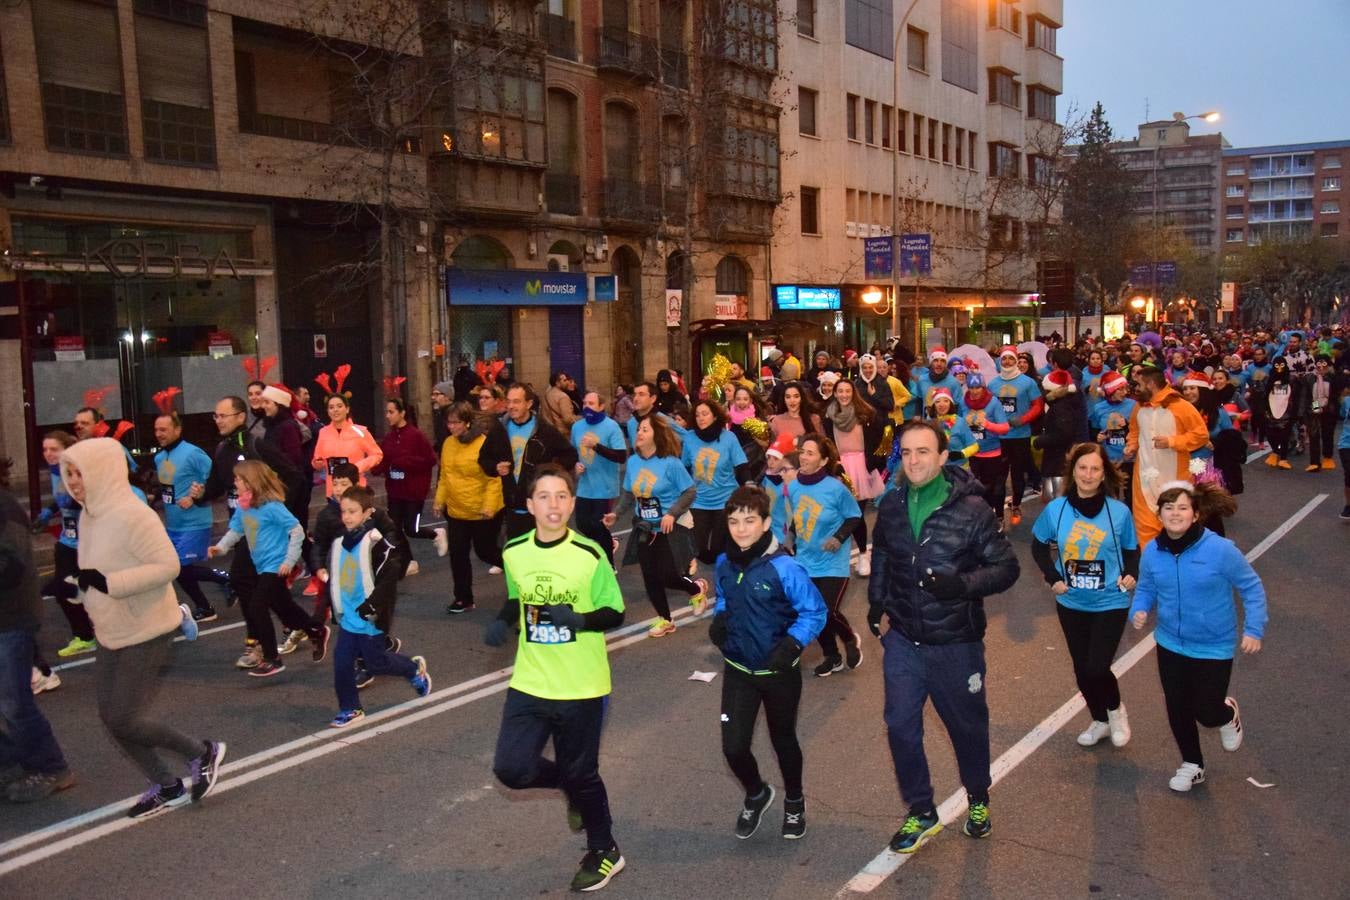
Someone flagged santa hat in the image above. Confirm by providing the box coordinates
[1182,372,1212,390]
[1100,371,1128,395]
[1042,370,1075,393]
[999,346,1019,360]
[261,384,293,407]
[766,432,797,460]
[929,386,955,408]
[842,349,858,363]
[928,346,948,362]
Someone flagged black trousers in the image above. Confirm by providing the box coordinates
[1055,605,1127,722]
[1267,420,1292,459]
[690,507,729,566]
[1002,437,1034,505]
[969,454,1009,519]
[44,543,94,642]
[813,576,854,659]
[447,513,504,603]
[721,663,804,798]
[1156,645,1234,767]
[853,517,869,552]
[1306,412,1338,464]
[493,688,615,852]
[635,532,700,620]
[574,497,616,565]
[231,540,258,641]
[504,509,535,543]
[388,497,439,541]
[243,572,318,663]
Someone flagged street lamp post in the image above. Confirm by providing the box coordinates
[890,0,923,348]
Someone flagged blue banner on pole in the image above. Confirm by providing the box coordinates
[899,233,932,276]
[864,236,893,279]
[1129,261,1177,287]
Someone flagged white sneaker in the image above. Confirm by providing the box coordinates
[406,560,420,577]
[31,667,61,694]
[488,565,503,575]
[1107,704,1131,747]
[1168,762,1205,792]
[1219,697,1243,751]
[278,630,307,656]
[433,527,448,558]
[856,549,871,577]
[1076,721,1111,747]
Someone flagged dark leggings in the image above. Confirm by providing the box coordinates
[574,497,616,565]
[243,572,320,663]
[1002,437,1034,506]
[691,507,729,566]
[1156,645,1234,767]
[175,565,222,614]
[813,576,854,659]
[1055,605,1127,722]
[388,497,439,541]
[969,454,1009,519]
[447,513,504,603]
[1267,420,1292,460]
[721,663,804,799]
[635,531,701,620]
[45,543,94,642]
[853,517,869,553]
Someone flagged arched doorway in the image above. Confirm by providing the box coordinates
[611,245,643,386]
[448,235,515,375]
[546,239,583,271]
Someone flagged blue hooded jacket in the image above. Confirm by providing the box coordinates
[713,543,826,673]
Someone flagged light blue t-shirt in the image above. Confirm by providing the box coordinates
[334,542,380,636]
[786,475,860,578]
[1032,496,1137,612]
[682,429,748,510]
[761,474,792,545]
[505,416,537,477]
[916,371,965,412]
[155,440,214,532]
[992,372,1041,440]
[228,501,300,574]
[624,453,695,525]
[1340,397,1350,450]
[571,416,627,500]
[1090,398,1137,463]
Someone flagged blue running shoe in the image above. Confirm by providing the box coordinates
[410,656,431,697]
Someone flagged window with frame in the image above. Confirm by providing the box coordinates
[33,0,129,156]
[1323,176,1341,191]
[940,0,978,93]
[988,69,1020,108]
[988,142,1019,178]
[717,115,780,201]
[1028,154,1054,186]
[716,256,751,294]
[942,123,951,162]
[1321,222,1340,237]
[800,186,820,234]
[458,52,547,164]
[1027,85,1056,122]
[1324,155,1342,169]
[864,100,876,144]
[968,131,978,170]
[912,114,923,156]
[846,93,859,141]
[1322,201,1340,214]
[1226,204,1244,219]
[907,26,928,71]
[1225,165,1246,176]
[135,1,215,166]
[881,106,892,149]
[1225,229,1243,242]
[897,109,907,153]
[797,0,816,37]
[955,127,965,166]
[988,0,1021,33]
[1028,15,1057,53]
[845,0,894,59]
[798,88,818,136]
[720,0,778,72]
[927,118,937,159]
[1226,185,1244,197]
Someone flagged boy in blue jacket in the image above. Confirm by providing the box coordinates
[710,485,826,841]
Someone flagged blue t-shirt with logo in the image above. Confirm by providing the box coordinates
[993,373,1041,439]
[571,416,627,500]
[334,542,380,636]
[505,416,537,477]
[1090,398,1137,463]
[786,476,860,578]
[1031,496,1136,612]
[227,501,299,574]
[155,440,214,532]
[624,453,695,525]
[682,429,748,510]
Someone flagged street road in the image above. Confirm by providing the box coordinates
[3,460,1347,899]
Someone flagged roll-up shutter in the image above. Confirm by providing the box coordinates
[32,0,123,94]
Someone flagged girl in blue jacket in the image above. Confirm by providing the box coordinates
[1129,480,1266,793]
[33,431,97,657]
[710,485,825,840]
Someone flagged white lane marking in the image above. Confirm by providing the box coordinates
[838,493,1328,896]
[1246,448,1270,463]
[0,603,705,872]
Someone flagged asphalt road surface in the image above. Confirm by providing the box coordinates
[3,458,1348,899]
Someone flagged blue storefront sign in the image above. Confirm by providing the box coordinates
[446,269,589,306]
[899,233,932,276]
[775,285,842,311]
[592,274,617,303]
[864,236,893,278]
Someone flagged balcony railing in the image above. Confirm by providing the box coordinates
[542,13,577,61]
[601,177,659,222]
[545,172,581,215]
[659,48,689,89]
[596,27,656,80]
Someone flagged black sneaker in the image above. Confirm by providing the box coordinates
[845,634,863,670]
[1340,505,1350,521]
[189,741,227,802]
[569,846,625,892]
[782,797,806,840]
[309,624,331,663]
[354,665,375,689]
[735,783,776,839]
[889,808,942,854]
[447,599,476,615]
[192,606,218,624]
[963,798,991,839]
[127,780,188,819]
[812,656,844,678]
[248,660,286,678]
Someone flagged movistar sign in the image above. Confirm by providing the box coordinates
[447,269,589,306]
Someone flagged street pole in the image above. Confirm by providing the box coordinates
[890,0,922,347]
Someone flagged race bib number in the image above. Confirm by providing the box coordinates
[524,605,576,644]
[637,497,662,522]
[160,483,176,505]
[970,426,985,441]
[1000,396,1018,414]
[60,509,79,541]
[227,488,239,510]
[388,469,406,481]
[1066,559,1106,591]
[1107,431,1126,447]
[327,457,350,475]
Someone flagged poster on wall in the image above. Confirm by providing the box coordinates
[665,289,682,328]
[713,294,748,320]
[54,336,85,362]
[1103,314,1126,341]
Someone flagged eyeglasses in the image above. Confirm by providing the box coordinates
[212,412,244,420]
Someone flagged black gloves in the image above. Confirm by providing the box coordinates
[356,601,378,622]
[484,619,509,647]
[920,568,964,601]
[548,604,586,632]
[867,604,885,638]
[709,614,728,649]
[766,636,802,672]
[76,569,108,594]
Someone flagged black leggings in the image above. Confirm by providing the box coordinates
[447,514,504,603]
[721,663,804,799]
[1156,645,1234,767]
[813,576,854,659]
[1055,605,1127,722]
[388,497,439,541]
[635,531,701,620]
[1267,420,1292,460]
[853,517,869,553]
[44,543,94,642]
[1002,437,1034,506]
[691,508,729,566]
[969,454,1009,519]
[243,572,320,663]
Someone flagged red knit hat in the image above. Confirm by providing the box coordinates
[929,386,955,408]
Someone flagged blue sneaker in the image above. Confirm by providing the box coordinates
[889,808,942,854]
[329,709,365,729]
[410,656,431,697]
[179,604,199,642]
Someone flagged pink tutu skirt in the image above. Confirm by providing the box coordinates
[839,451,885,500]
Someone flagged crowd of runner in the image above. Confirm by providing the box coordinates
[6,320,1338,891]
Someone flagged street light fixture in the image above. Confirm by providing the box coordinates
[862,285,892,316]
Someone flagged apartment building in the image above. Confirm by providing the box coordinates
[774,0,1064,353]
[1109,117,1228,255]
[1220,139,1350,249]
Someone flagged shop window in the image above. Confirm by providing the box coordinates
[716,256,751,295]
[33,0,129,156]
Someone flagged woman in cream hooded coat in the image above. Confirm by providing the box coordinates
[61,438,226,818]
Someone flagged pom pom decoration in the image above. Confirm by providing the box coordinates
[242,356,277,384]
[151,386,182,416]
[706,353,733,401]
[766,431,797,459]
[740,416,770,443]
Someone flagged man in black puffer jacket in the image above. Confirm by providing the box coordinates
[867,421,1019,855]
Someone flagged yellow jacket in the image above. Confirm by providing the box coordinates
[435,429,504,521]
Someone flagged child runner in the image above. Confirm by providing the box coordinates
[208,461,329,677]
[326,486,430,728]
[32,431,96,657]
[484,464,627,893]
[711,485,825,840]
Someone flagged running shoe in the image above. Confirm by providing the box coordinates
[889,809,942,853]
[192,606,218,624]
[189,741,227,802]
[433,527,449,557]
[1323,458,1336,470]
[1341,505,1350,521]
[488,565,503,575]
[56,637,97,658]
[567,801,584,833]
[248,660,286,678]
[179,604,199,642]
[845,634,864,670]
[409,656,432,697]
[1168,762,1205,792]
[406,560,420,577]
[1107,704,1131,747]
[812,656,843,678]
[235,643,262,669]
[690,578,710,616]
[782,797,806,840]
[302,578,321,597]
[735,783,776,839]
[963,799,991,838]
[310,624,332,662]
[278,629,306,655]
[569,846,625,892]
[1265,453,1279,467]
[385,636,402,654]
[1220,697,1243,751]
[1278,460,1292,470]
[30,667,61,695]
[5,769,75,803]
[647,618,676,637]
[127,780,188,819]
[1076,721,1111,747]
[856,550,872,577]
[329,708,366,729]
[354,665,375,689]
[1306,463,1321,473]
[1009,507,1022,527]
[447,599,476,615]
